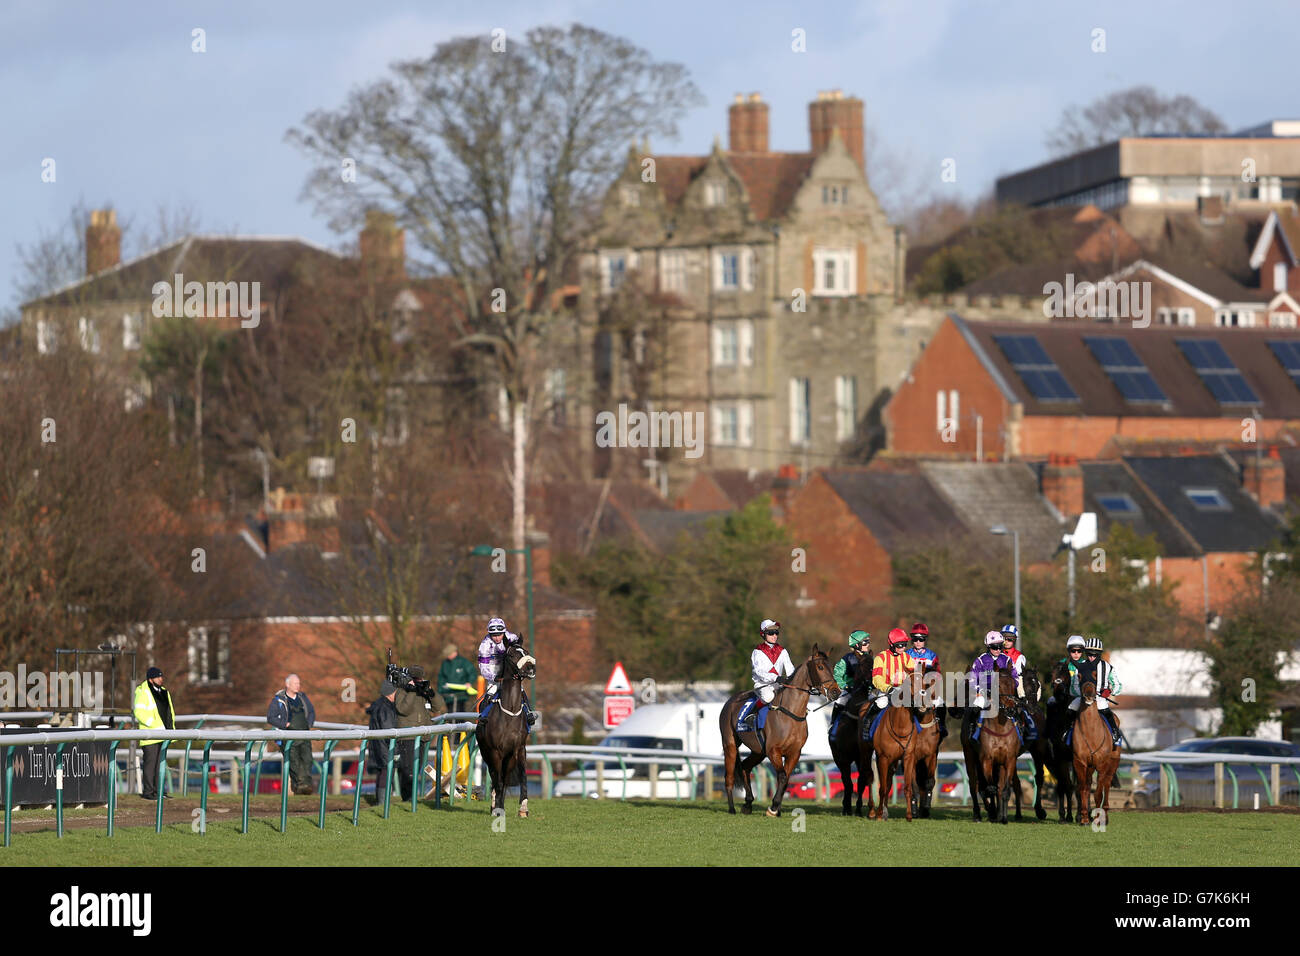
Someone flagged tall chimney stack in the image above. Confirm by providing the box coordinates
[359,210,406,282]
[1243,446,1285,509]
[1041,453,1084,517]
[808,90,865,173]
[728,92,769,153]
[86,209,122,276]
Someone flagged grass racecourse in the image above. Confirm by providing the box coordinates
[2,796,1298,865]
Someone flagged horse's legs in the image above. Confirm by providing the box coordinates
[515,745,529,818]
[835,756,854,816]
[1033,747,1047,820]
[766,751,794,818]
[902,751,916,823]
[1074,757,1091,826]
[723,728,739,815]
[872,752,893,821]
[1012,756,1023,821]
[739,750,762,815]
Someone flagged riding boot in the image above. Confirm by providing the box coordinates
[522,691,538,727]
[1021,701,1038,742]
[830,703,842,737]
[736,696,756,734]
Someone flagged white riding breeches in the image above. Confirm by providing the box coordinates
[756,684,777,705]
[486,682,498,697]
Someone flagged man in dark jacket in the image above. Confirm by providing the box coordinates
[393,666,434,800]
[367,681,400,800]
[267,674,317,794]
[438,644,478,715]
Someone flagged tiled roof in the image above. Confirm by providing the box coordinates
[818,469,967,552]
[958,316,1300,419]
[534,480,671,554]
[23,236,341,309]
[652,152,816,222]
[1121,455,1284,553]
[631,509,726,553]
[919,461,1065,562]
[1079,461,1198,558]
[705,469,778,508]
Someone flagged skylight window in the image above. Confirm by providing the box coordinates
[992,334,1078,402]
[1183,487,1231,512]
[1096,493,1139,515]
[1176,339,1260,405]
[1084,337,1167,403]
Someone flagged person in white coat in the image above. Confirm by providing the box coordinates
[737,619,794,732]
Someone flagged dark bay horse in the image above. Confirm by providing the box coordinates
[829,690,872,816]
[1046,660,1078,822]
[1012,666,1049,822]
[475,644,537,818]
[721,646,839,817]
[961,670,1020,824]
[909,671,942,819]
[862,670,930,822]
[1073,680,1121,828]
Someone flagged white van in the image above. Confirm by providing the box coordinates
[551,700,834,798]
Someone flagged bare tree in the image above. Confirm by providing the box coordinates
[287,23,702,611]
[1046,85,1227,157]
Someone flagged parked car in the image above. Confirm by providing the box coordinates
[1130,737,1300,808]
[785,760,971,803]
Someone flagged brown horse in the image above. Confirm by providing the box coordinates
[861,669,929,821]
[721,646,839,817]
[961,669,1020,824]
[909,670,942,819]
[1046,660,1078,822]
[1072,680,1121,828]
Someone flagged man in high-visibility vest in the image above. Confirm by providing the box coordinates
[132,667,175,800]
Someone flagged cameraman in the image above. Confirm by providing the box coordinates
[393,665,434,801]
[366,681,399,799]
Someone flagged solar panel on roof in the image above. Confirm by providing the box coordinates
[1175,339,1260,405]
[1268,340,1300,388]
[992,334,1079,402]
[1084,337,1167,404]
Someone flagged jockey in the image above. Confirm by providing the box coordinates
[1067,636,1123,745]
[868,628,920,717]
[737,619,794,733]
[1047,634,1087,707]
[907,622,946,740]
[829,630,872,734]
[999,624,1028,686]
[968,631,1036,741]
[476,618,537,727]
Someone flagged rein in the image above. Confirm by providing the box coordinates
[768,658,837,723]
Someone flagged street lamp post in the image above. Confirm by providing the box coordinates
[989,525,1020,635]
[471,543,536,699]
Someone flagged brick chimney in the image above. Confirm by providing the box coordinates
[1041,453,1084,517]
[728,92,769,153]
[770,463,801,514]
[86,209,121,275]
[267,491,308,551]
[808,90,864,173]
[359,210,406,282]
[1243,447,1285,508]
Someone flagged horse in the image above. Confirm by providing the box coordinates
[908,669,942,819]
[1046,660,1078,822]
[1072,679,1121,828]
[721,646,839,817]
[474,644,537,818]
[861,669,929,822]
[828,686,873,816]
[961,669,1020,824]
[1012,666,1050,822]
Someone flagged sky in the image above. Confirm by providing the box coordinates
[3,0,1298,316]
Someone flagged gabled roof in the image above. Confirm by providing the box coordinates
[958,317,1300,419]
[1121,455,1283,553]
[1079,461,1198,558]
[1249,208,1300,269]
[680,469,777,510]
[22,235,342,309]
[534,480,672,555]
[651,151,816,222]
[918,461,1065,562]
[630,509,726,553]
[817,469,967,552]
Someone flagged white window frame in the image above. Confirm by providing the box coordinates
[124,385,145,412]
[187,626,231,685]
[123,313,142,350]
[738,319,754,366]
[1178,307,1196,326]
[1275,262,1287,292]
[812,247,855,297]
[37,319,57,355]
[620,185,641,208]
[705,181,726,206]
[713,324,738,366]
[78,316,100,354]
[712,404,739,446]
[545,368,567,426]
[601,253,627,294]
[1123,558,1151,589]
[789,377,811,446]
[1270,311,1298,328]
[738,401,754,447]
[382,387,409,446]
[835,375,857,442]
[660,250,686,293]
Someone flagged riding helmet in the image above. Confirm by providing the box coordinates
[888,627,909,646]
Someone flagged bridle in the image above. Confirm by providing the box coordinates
[495,648,535,718]
[771,656,838,721]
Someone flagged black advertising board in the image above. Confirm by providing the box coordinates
[0,728,113,805]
